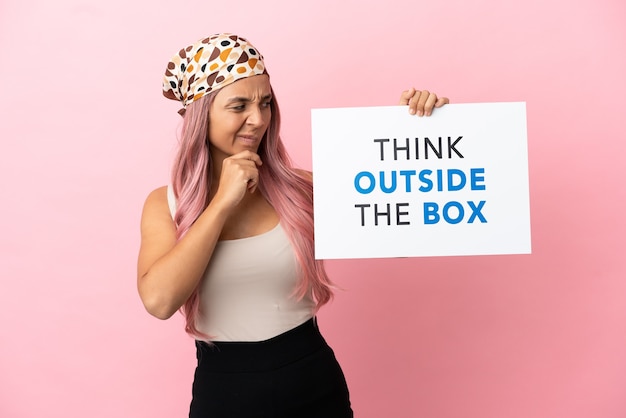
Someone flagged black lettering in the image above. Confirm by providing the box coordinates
[354,204,370,226]
[374,203,391,226]
[393,138,410,161]
[424,137,443,159]
[396,203,410,225]
[373,138,389,161]
[448,136,464,158]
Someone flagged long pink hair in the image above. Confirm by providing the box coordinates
[171,87,334,339]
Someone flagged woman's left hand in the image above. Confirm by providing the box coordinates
[399,88,449,116]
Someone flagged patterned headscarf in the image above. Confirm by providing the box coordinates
[163,33,267,111]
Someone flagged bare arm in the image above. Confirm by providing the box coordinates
[137,151,262,319]
[137,186,230,319]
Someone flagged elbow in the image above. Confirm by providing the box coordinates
[138,283,180,320]
[143,299,178,320]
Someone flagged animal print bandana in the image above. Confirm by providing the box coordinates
[163,33,267,109]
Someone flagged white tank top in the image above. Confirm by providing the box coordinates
[167,186,315,342]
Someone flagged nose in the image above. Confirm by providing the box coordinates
[246,105,266,127]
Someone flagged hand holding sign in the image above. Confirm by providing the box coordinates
[399,88,450,116]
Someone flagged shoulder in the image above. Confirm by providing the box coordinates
[143,186,168,208]
[141,186,174,226]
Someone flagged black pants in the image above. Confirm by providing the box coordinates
[189,318,353,418]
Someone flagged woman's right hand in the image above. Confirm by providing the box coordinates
[212,151,263,209]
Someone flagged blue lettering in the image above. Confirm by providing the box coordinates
[443,201,464,224]
[423,202,440,224]
[356,168,486,194]
[399,170,416,192]
[467,200,487,223]
[447,169,466,191]
[354,171,375,194]
[470,168,486,191]
[418,170,433,192]
[379,171,397,193]
[436,169,443,192]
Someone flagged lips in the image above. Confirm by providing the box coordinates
[237,134,260,145]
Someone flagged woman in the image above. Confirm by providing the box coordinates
[137,33,448,418]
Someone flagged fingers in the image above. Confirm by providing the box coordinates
[232,150,262,167]
[245,170,259,194]
[409,89,432,116]
[214,152,263,208]
[398,87,416,105]
[435,96,450,108]
[419,91,435,116]
[403,88,449,116]
[225,154,260,186]
[224,151,262,193]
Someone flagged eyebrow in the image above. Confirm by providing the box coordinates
[226,94,272,104]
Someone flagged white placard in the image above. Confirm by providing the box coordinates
[311,102,530,259]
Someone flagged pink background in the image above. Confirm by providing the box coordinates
[1,0,625,417]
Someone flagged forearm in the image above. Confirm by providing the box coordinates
[138,200,229,319]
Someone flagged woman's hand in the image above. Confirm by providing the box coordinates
[212,151,263,210]
[399,88,449,116]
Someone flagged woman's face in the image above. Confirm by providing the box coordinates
[208,74,272,162]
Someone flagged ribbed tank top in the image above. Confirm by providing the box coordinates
[167,186,315,341]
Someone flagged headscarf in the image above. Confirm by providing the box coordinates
[163,33,267,112]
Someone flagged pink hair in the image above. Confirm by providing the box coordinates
[171,87,334,339]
